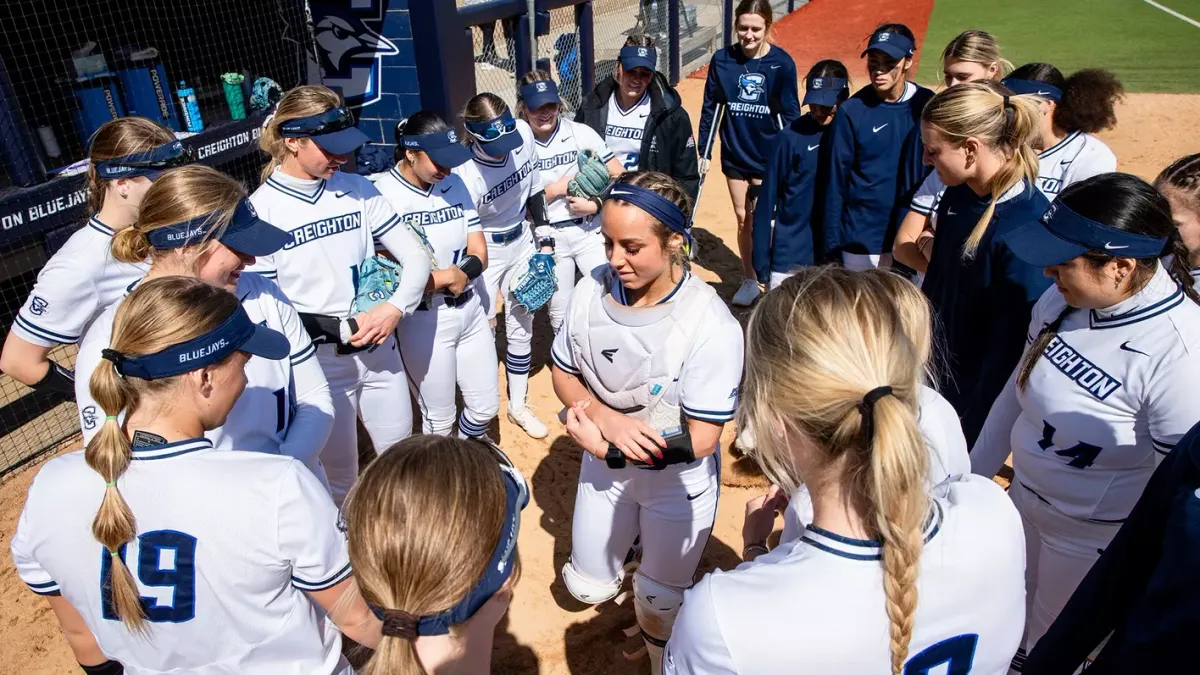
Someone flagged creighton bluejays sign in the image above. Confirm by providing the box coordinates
[310,0,399,108]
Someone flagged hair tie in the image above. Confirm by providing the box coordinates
[858,386,894,447]
[101,348,126,378]
[105,481,117,488]
[379,608,419,640]
[1002,94,1012,109]
[105,415,118,421]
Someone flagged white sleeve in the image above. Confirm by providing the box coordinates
[11,484,60,596]
[918,386,970,481]
[271,283,333,475]
[12,254,101,347]
[277,461,352,592]
[909,171,945,216]
[680,313,744,424]
[663,577,738,675]
[366,187,434,315]
[1143,352,1200,462]
[74,317,109,445]
[578,123,616,163]
[551,300,580,375]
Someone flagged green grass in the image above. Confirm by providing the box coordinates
[916,0,1200,93]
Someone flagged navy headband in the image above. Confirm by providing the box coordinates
[94,140,190,180]
[1042,200,1169,258]
[102,306,263,380]
[1002,78,1063,102]
[146,199,260,250]
[605,184,691,244]
[370,441,529,637]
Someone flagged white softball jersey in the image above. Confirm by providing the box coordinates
[605,91,651,171]
[664,475,1026,675]
[781,384,970,542]
[973,264,1200,522]
[453,119,544,233]
[12,217,147,347]
[1035,131,1117,199]
[11,440,351,675]
[373,168,481,270]
[74,272,331,478]
[247,169,431,317]
[533,118,615,224]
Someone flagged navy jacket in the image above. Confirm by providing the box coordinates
[821,84,934,258]
[697,44,801,176]
[922,181,1051,445]
[891,124,934,243]
[752,114,830,281]
[1024,419,1200,674]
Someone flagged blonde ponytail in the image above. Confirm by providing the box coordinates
[85,276,244,633]
[921,81,1040,258]
[743,266,929,673]
[258,85,344,184]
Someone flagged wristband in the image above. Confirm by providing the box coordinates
[742,542,769,560]
[457,254,483,281]
[31,362,75,396]
[537,236,555,250]
[81,660,124,675]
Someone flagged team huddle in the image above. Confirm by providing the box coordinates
[2,0,1198,672]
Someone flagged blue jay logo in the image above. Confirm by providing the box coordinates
[738,73,766,103]
[311,1,398,108]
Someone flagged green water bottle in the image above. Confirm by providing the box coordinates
[222,73,246,120]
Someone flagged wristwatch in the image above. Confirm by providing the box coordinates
[537,235,555,251]
[605,445,627,470]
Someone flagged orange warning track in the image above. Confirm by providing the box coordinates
[689,0,935,81]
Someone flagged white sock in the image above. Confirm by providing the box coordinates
[506,351,531,408]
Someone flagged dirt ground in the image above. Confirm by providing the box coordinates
[2,83,1199,674]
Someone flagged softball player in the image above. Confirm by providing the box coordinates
[752,60,848,289]
[249,85,433,505]
[1156,153,1200,271]
[73,166,332,484]
[970,174,1200,671]
[0,117,183,394]
[517,70,623,333]
[821,23,934,270]
[372,111,500,439]
[893,30,1010,273]
[777,268,969,542]
[1003,63,1121,199]
[11,277,379,675]
[664,267,1025,675]
[343,434,528,675]
[454,92,550,439]
[697,0,802,306]
[575,35,701,199]
[919,82,1051,446]
[551,172,743,674]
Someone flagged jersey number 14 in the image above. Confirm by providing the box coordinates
[101,530,197,623]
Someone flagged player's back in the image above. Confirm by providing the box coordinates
[665,475,1025,674]
[12,443,349,675]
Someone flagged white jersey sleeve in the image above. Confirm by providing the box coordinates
[11,498,59,596]
[12,220,146,347]
[1143,350,1200,460]
[268,280,332,476]
[679,298,743,424]
[277,460,352,592]
[75,301,119,444]
[361,178,432,315]
[1060,134,1117,187]
[909,171,946,216]
[663,578,739,674]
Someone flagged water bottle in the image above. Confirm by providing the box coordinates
[176,80,204,132]
[222,73,246,120]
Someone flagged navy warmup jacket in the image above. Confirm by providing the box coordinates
[697,44,801,176]
[922,180,1051,445]
[821,84,934,258]
[752,114,830,281]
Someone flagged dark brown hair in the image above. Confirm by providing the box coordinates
[1008,63,1123,134]
[735,0,774,31]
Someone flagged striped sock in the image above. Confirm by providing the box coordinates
[458,410,491,438]
[506,351,532,407]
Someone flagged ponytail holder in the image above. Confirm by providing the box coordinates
[101,348,126,377]
[1002,94,1012,109]
[378,608,419,640]
[858,385,894,447]
[105,415,118,421]
[110,550,120,557]
[105,481,117,487]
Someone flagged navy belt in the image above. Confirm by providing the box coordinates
[416,288,474,311]
[488,224,526,244]
[551,217,587,228]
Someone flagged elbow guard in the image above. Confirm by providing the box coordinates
[527,191,549,229]
[457,254,484,281]
[81,661,124,675]
[32,362,75,396]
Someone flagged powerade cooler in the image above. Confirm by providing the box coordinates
[72,73,125,143]
[115,50,181,131]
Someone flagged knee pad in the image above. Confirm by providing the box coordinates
[633,572,686,675]
[561,560,623,605]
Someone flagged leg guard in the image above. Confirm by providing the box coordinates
[633,572,685,675]
[561,559,623,605]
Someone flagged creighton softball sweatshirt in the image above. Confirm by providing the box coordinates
[697,44,801,176]
[752,114,831,280]
[820,83,934,259]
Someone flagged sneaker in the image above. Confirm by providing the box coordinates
[736,424,756,452]
[508,403,549,439]
[732,278,761,307]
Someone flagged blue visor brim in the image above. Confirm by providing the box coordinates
[862,42,912,60]
[425,142,473,169]
[524,90,561,112]
[620,56,656,72]
[310,126,371,155]
[219,215,292,257]
[804,89,843,107]
[1004,220,1090,267]
[240,322,292,361]
[477,130,522,158]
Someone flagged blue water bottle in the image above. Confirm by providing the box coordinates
[176,80,204,132]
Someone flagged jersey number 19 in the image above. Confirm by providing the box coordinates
[101,530,198,623]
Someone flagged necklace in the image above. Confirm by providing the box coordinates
[740,42,768,75]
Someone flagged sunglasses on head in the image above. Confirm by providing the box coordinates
[113,141,193,169]
[280,107,356,137]
[467,115,518,143]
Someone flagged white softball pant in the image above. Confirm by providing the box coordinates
[480,229,536,379]
[1009,478,1120,666]
[395,288,500,437]
[569,451,720,591]
[547,221,608,333]
[315,337,412,506]
[768,269,801,290]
